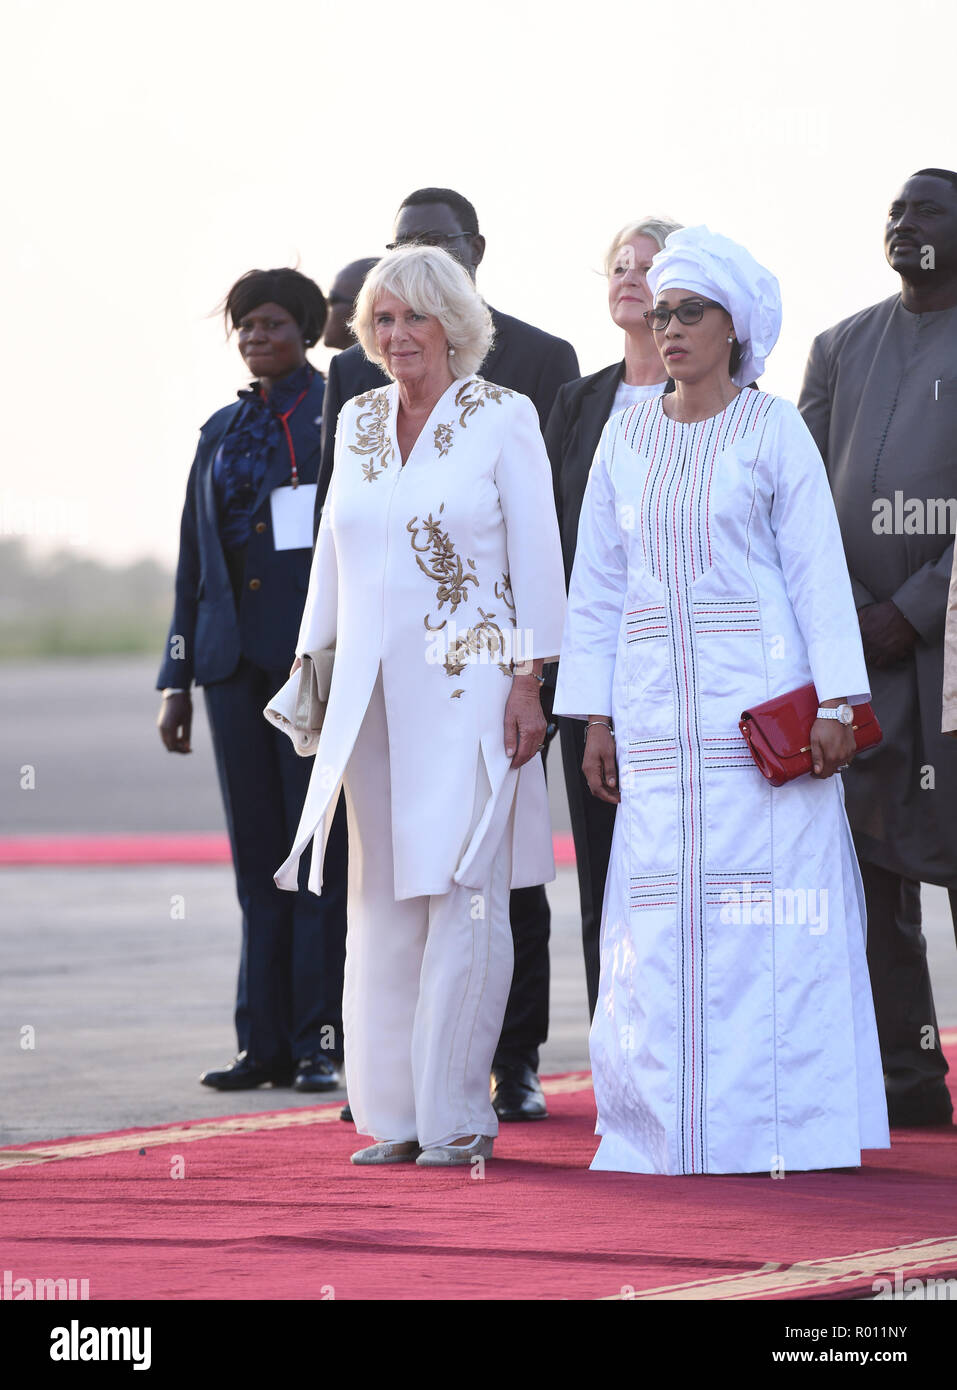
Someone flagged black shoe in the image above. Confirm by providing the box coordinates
[886,1087,953,1127]
[340,1103,354,1123]
[293,1055,342,1093]
[199,1051,294,1090]
[491,1062,548,1121]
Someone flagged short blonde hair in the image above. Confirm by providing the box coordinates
[604,216,683,276]
[351,245,494,380]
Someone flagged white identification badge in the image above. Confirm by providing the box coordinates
[269,484,317,550]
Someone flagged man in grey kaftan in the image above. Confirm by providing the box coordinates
[799,168,957,1126]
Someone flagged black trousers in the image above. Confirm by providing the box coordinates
[858,852,952,1113]
[493,883,550,1072]
[492,709,557,1074]
[558,715,616,1021]
[204,657,348,1067]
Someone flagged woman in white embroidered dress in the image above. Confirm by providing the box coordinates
[554,227,889,1175]
[268,246,566,1166]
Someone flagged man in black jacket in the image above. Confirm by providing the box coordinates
[317,187,580,1120]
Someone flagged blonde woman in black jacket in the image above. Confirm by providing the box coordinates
[544,216,680,1018]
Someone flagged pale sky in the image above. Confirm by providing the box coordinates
[2,0,953,566]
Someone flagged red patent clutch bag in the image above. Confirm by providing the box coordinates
[739,683,882,787]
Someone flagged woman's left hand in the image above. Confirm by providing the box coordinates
[810,719,856,778]
[504,676,546,769]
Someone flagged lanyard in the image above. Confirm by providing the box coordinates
[260,385,309,488]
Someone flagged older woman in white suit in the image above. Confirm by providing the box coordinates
[267,246,566,1166]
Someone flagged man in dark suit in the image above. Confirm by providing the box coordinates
[323,257,379,351]
[316,187,580,1120]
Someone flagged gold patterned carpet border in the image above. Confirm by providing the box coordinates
[603,1235,957,1300]
[0,1073,595,1171]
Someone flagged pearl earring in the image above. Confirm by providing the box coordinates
[727,335,734,343]
[448,346,455,356]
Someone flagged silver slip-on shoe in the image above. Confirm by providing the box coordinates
[415,1134,494,1167]
[350,1141,421,1165]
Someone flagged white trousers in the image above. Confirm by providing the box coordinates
[341,669,514,1149]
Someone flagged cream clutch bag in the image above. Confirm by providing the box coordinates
[263,649,335,757]
[294,651,335,736]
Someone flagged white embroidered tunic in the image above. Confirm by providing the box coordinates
[272,375,566,901]
[554,389,889,1174]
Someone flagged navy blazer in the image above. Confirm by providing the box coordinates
[313,307,579,534]
[157,371,325,689]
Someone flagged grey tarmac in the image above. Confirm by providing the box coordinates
[1,657,954,1146]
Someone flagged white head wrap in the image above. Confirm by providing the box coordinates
[646,225,782,387]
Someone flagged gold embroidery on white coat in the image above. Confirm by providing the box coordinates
[454,378,514,428]
[493,573,517,673]
[495,572,516,619]
[433,422,454,456]
[408,503,479,629]
[349,390,395,481]
[443,608,507,677]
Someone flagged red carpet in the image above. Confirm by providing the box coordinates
[0,831,577,867]
[0,833,233,865]
[2,1037,956,1301]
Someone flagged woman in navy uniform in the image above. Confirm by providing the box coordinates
[157,268,347,1093]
